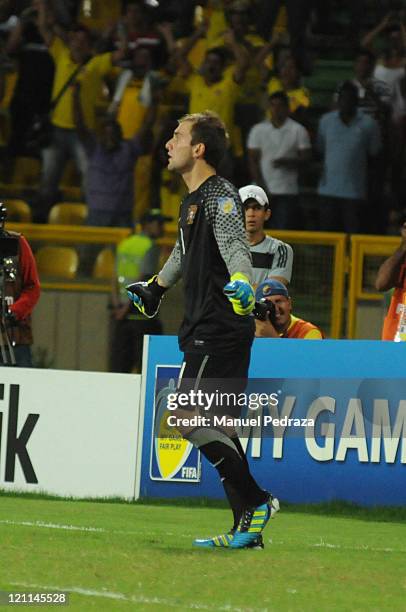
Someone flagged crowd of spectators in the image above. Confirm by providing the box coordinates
[0,0,406,235]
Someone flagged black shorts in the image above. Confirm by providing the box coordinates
[176,348,251,418]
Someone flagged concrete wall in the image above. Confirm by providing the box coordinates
[32,284,185,371]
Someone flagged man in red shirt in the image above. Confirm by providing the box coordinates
[376,219,406,341]
[0,204,40,366]
[254,279,323,339]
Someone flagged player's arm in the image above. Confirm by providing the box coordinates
[270,242,294,285]
[206,193,254,315]
[37,0,60,47]
[126,240,182,317]
[223,30,249,85]
[375,233,406,291]
[9,236,40,320]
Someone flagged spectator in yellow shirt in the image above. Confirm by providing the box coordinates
[176,30,249,175]
[34,0,126,222]
[267,56,310,117]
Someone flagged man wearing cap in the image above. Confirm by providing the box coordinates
[239,184,293,288]
[255,279,323,339]
[110,209,171,373]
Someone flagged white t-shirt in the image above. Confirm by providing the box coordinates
[247,118,311,195]
[374,64,405,96]
[250,235,294,287]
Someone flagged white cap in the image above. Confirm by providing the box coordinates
[239,185,269,207]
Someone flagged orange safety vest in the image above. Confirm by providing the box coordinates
[382,262,406,340]
[283,316,323,339]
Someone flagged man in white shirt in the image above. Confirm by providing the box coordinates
[239,184,293,287]
[247,91,311,229]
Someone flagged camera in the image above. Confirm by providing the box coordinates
[0,233,19,259]
[253,299,277,326]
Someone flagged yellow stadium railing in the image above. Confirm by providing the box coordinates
[9,223,131,292]
[9,223,347,337]
[347,235,400,339]
[269,230,347,338]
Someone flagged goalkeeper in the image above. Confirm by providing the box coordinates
[127,111,278,550]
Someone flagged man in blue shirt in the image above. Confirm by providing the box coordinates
[317,80,381,233]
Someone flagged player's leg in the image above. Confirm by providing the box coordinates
[176,351,278,548]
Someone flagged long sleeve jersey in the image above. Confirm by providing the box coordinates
[160,175,254,354]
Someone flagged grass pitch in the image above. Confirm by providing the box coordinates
[0,495,405,611]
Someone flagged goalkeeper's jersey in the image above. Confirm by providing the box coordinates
[250,235,294,288]
[160,174,255,354]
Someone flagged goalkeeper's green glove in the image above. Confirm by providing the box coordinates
[126,275,166,318]
[223,273,255,316]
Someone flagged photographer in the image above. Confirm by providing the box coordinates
[254,279,323,339]
[0,204,40,367]
[375,217,406,341]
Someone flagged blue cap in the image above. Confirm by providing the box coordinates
[255,279,289,301]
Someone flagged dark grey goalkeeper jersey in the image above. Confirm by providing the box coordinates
[159,175,255,354]
[250,235,294,287]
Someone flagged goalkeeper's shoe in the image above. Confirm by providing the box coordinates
[193,532,233,548]
[230,496,280,549]
[193,532,264,549]
[126,275,166,318]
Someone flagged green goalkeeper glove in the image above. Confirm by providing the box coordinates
[223,273,255,316]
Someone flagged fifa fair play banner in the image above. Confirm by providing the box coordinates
[0,367,141,498]
[137,336,406,506]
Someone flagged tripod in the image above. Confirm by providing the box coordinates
[0,264,16,366]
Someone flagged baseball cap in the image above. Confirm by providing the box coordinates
[140,208,173,224]
[255,279,289,301]
[239,185,269,207]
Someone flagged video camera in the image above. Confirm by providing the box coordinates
[0,203,18,261]
[0,233,19,259]
[252,299,277,326]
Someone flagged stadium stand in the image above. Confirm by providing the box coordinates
[4,198,32,222]
[48,203,88,225]
[35,245,79,279]
[92,247,115,280]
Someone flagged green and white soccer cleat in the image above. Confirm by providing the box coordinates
[193,532,234,548]
[193,532,265,549]
[230,497,280,549]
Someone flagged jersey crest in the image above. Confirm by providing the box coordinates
[218,196,237,216]
[186,204,198,225]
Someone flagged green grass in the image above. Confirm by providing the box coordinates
[0,496,405,611]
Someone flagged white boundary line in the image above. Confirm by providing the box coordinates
[10,582,261,611]
[2,519,406,554]
[0,519,193,538]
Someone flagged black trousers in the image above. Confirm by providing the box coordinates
[177,347,251,418]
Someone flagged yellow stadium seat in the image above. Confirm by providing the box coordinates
[93,247,115,280]
[35,246,79,279]
[11,157,41,186]
[4,199,32,223]
[48,203,88,225]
